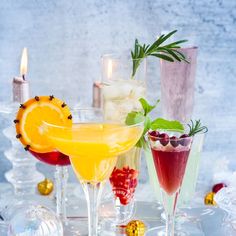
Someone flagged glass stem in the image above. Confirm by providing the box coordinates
[161,190,179,236]
[82,182,104,236]
[55,165,68,223]
[166,213,175,236]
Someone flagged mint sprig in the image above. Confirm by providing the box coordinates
[125,98,184,149]
[151,118,184,132]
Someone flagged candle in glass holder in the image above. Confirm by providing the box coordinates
[13,48,30,103]
[92,81,102,108]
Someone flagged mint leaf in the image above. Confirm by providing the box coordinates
[151,118,184,132]
[125,111,145,125]
[139,98,160,116]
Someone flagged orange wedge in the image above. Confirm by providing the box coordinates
[15,95,72,153]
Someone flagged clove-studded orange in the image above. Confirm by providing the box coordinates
[15,95,72,153]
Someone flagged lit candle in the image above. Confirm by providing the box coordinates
[12,48,30,103]
[107,59,112,80]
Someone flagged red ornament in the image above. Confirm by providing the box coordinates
[212,183,227,193]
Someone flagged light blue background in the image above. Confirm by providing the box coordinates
[0,0,235,182]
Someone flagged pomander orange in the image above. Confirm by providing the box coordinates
[15,95,72,153]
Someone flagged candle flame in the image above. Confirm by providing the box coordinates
[20,48,28,77]
[107,59,112,79]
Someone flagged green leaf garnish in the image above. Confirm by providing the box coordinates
[188,119,208,136]
[139,98,160,116]
[125,111,145,125]
[131,30,188,78]
[151,118,184,132]
[125,98,184,150]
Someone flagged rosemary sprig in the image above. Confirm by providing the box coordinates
[131,30,188,78]
[188,120,208,136]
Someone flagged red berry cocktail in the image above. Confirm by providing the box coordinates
[148,130,192,236]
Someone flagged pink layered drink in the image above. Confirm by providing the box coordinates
[160,47,198,123]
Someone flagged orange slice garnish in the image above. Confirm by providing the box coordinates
[15,95,72,153]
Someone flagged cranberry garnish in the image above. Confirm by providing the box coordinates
[179,134,190,146]
[212,183,227,193]
[170,136,179,148]
[159,133,169,146]
[149,130,160,141]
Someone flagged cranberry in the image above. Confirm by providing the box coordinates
[212,183,227,193]
[170,136,179,147]
[179,134,191,146]
[159,133,169,146]
[149,130,160,141]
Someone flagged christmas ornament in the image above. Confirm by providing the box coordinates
[38,178,54,195]
[126,220,146,236]
[212,183,227,193]
[204,192,216,206]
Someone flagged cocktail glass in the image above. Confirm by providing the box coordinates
[101,53,146,223]
[145,133,205,207]
[28,150,70,222]
[101,53,146,123]
[42,108,144,236]
[147,131,192,235]
[109,146,141,223]
[160,47,198,123]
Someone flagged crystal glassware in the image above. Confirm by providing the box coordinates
[101,53,146,123]
[147,131,192,235]
[160,47,198,123]
[28,150,70,222]
[101,53,146,224]
[0,102,44,195]
[146,132,205,207]
[109,146,141,223]
[178,133,205,206]
[42,108,144,236]
[3,202,63,236]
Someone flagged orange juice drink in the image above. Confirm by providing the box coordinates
[44,123,143,183]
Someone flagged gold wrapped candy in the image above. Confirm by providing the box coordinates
[204,192,216,206]
[37,178,54,195]
[126,220,146,236]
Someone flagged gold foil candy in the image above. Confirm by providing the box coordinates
[126,220,146,236]
[204,192,216,206]
[37,178,54,195]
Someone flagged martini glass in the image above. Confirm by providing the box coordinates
[147,131,192,236]
[42,108,144,236]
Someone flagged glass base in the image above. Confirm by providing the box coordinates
[146,225,204,236]
[99,196,136,225]
[63,217,88,236]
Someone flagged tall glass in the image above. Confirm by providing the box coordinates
[147,132,192,235]
[101,54,146,223]
[160,47,198,123]
[178,133,205,205]
[42,108,144,236]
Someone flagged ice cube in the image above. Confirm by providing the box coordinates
[104,100,121,121]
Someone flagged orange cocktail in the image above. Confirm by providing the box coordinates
[43,114,143,236]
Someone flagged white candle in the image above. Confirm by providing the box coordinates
[107,59,112,80]
[12,48,30,103]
